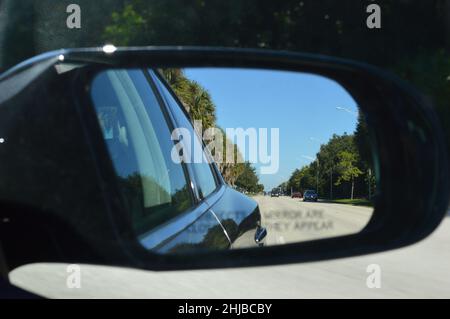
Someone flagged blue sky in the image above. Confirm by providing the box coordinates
[184,68,358,190]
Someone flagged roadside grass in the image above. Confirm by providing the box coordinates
[328,198,373,207]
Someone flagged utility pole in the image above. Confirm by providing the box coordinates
[368,168,372,200]
[330,166,333,200]
[316,158,320,194]
[351,176,354,200]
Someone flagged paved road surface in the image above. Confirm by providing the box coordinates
[253,195,373,245]
[9,205,450,298]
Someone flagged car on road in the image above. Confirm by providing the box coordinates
[291,192,302,198]
[271,188,281,197]
[303,190,318,202]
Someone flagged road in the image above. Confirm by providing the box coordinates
[8,205,450,298]
[253,195,373,245]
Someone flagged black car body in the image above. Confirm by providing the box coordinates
[0,60,266,261]
[303,190,318,202]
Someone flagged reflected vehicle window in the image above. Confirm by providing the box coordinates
[149,70,218,199]
[90,69,193,234]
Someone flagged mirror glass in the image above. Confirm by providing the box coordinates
[90,67,376,254]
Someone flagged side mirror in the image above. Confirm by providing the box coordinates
[0,47,447,271]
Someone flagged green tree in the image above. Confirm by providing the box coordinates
[160,68,216,129]
[316,133,355,199]
[334,151,363,200]
[103,4,146,46]
[235,162,263,194]
[287,166,316,193]
[354,112,377,199]
[284,131,372,200]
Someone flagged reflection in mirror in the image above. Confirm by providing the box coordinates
[90,67,376,254]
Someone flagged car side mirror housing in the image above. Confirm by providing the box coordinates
[0,46,447,271]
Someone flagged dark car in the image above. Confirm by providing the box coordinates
[291,192,302,198]
[303,190,318,202]
[0,65,267,256]
[270,188,281,197]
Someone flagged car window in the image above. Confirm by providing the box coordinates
[149,70,218,200]
[90,69,193,234]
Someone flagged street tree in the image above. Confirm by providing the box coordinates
[334,150,363,200]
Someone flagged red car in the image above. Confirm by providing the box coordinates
[291,192,302,198]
